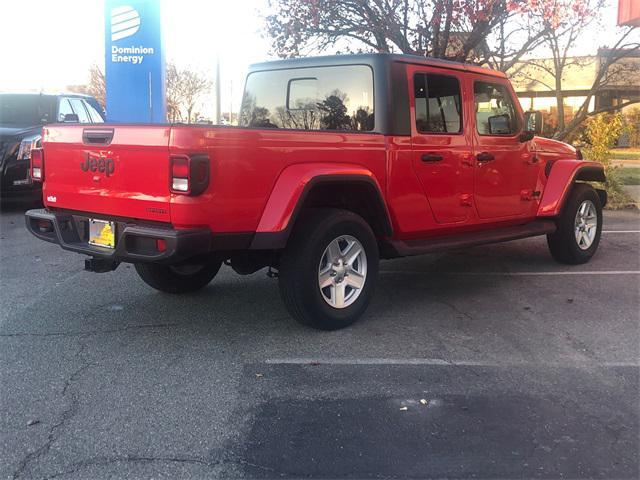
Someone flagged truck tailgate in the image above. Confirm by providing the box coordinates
[42,125,171,223]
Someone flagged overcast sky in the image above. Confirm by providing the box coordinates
[0,0,630,117]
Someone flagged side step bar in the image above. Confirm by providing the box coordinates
[387,219,557,257]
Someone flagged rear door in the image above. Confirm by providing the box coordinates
[42,125,172,223]
[409,66,474,224]
[471,79,538,218]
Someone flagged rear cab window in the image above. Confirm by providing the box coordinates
[57,98,75,122]
[69,98,91,123]
[83,100,104,123]
[239,65,374,131]
[474,81,519,136]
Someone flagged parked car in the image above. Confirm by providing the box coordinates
[0,92,104,202]
[25,54,606,329]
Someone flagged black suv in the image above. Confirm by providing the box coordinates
[0,93,104,202]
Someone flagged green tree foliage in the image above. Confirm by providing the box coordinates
[583,113,633,208]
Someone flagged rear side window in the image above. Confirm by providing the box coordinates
[239,65,374,131]
[474,82,518,135]
[414,73,462,133]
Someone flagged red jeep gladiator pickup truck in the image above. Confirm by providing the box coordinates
[26,54,606,330]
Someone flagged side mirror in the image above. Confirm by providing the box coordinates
[523,111,543,134]
[62,113,79,123]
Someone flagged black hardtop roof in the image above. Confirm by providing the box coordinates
[248,53,506,78]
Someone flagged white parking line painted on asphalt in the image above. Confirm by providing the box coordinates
[603,230,640,233]
[380,270,640,276]
[265,358,640,367]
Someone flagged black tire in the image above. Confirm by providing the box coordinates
[278,208,379,330]
[135,256,222,294]
[547,183,603,265]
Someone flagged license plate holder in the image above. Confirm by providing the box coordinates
[88,219,116,249]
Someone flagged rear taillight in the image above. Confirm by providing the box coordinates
[30,147,44,182]
[170,154,209,195]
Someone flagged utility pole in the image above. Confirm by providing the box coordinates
[215,56,221,124]
[229,80,233,125]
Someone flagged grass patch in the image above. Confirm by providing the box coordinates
[611,149,640,161]
[620,167,640,186]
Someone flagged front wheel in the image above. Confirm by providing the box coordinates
[278,209,379,330]
[547,183,603,265]
[135,256,222,294]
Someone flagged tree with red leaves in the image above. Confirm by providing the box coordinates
[264,0,546,66]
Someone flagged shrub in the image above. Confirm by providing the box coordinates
[624,108,640,148]
[582,113,634,209]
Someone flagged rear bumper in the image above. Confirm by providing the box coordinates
[25,209,211,264]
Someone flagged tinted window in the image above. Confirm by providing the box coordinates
[83,100,104,123]
[58,98,74,121]
[414,73,461,133]
[0,94,56,126]
[239,65,374,131]
[474,82,518,135]
[69,98,90,123]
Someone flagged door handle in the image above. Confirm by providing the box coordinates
[421,153,443,162]
[476,152,495,162]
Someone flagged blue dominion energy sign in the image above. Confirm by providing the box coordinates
[104,0,166,123]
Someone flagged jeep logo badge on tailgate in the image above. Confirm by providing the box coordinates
[81,155,115,177]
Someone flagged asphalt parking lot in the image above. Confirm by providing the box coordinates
[1,205,638,479]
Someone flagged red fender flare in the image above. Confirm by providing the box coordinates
[250,163,390,249]
[537,160,605,217]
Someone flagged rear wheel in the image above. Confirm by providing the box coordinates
[278,208,379,330]
[135,256,222,294]
[547,183,602,265]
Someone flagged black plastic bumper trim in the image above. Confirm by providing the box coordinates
[25,209,212,264]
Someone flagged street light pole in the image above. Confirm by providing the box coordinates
[215,56,221,124]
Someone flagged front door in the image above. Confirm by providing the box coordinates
[410,68,474,224]
[472,80,538,219]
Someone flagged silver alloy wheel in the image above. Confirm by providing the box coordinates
[318,235,367,309]
[574,199,598,250]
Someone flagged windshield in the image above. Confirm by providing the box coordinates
[0,94,56,126]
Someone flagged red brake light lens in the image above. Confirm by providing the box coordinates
[30,148,44,182]
[171,157,190,178]
[170,156,190,193]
